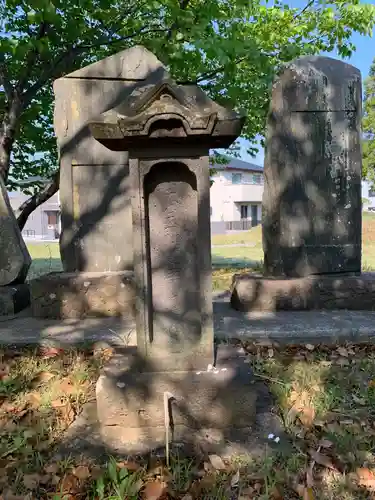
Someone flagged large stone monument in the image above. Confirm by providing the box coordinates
[0,176,31,315]
[231,56,375,312]
[86,56,257,452]
[30,46,167,318]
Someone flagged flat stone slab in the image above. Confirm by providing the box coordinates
[231,272,375,312]
[1,297,375,346]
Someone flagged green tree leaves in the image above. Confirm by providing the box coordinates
[0,0,375,221]
[363,58,375,188]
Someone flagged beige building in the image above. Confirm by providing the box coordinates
[8,190,61,241]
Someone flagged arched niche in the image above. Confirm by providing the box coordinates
[143,161,201,347]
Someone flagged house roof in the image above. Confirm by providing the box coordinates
[214,156,263,172]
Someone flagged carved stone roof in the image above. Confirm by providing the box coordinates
[89,73,245,150]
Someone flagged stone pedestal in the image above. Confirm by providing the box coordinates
[0,284,30,316]
[30,271,135,319]
[231,272,375,312]
[96,345,258,455]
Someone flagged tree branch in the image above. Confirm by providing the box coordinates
[16,170,60,230]
[22,26,169,106]
[293,0,315,20]
[0,54,13,101]
[17,21,48,94]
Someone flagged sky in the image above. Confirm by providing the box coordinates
[240,0,375,166]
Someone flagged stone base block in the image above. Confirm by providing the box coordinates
[30,271,135,319]
[231,272,375,312]
[96,346,258,454]
[0,284,30,316]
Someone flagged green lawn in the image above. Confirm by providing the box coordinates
[27,213,375,289]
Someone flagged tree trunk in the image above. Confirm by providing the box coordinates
[0,99,22,182]
[16,170,60,230]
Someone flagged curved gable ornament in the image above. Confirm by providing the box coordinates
[89,78,245,150]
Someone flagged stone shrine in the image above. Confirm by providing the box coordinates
[0,176,31,315]
[87,56,258,451]
[231,56,375,312]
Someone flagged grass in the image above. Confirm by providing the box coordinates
[3,343,375,498]
[241,340,375,499]
[27,212,375,292]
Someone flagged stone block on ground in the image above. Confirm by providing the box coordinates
[0,176,31,286]
[30,271,135,319]
[231,272,375,312]
[96,345,259,455]
[0,284,30,316]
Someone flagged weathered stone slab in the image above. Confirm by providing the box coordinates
[54,46,168,273]
[96,345,259,454]
[230,272,375,312]
[262,56,362,277]
[30,271,135,319]
[0,284,30,316]
[0,176,31,285]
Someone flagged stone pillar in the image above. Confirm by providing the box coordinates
[263,56,362,277]
[130,155,213,371]
[0,177,31,315]
[90,67,258,453]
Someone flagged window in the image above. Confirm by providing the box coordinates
[232,173,242,184]
[369,189,375,198]
[46,211,58,226]
[252,174,263,185]
[240,205,248,219]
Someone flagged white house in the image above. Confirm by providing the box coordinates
[210,157,263,233]
[8,190,61,240]
[6,161,375,240]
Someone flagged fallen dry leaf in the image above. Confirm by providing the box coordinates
[299,406,316,428]
[208,454,226,470]
[117,460,141,472]
[303,486,315,500]
[318,439,333,449]
[231,470,240,487]
[356,468,375,490]
[142,480,167,500]
[59,378,76,395]
[51,397,66,408]
[270,485,283,499]
[337,347,349,357]
[308,450,335,470]
[45,463,59,474]
[32,371,55,386]
[58,473,80,494]
[23,473,42,490]
[72,465,91,480]
[39,346,64,358]
[26,391,42,407]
